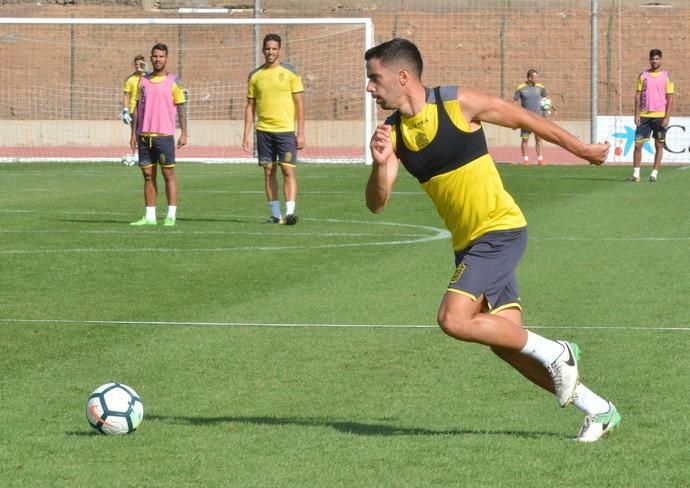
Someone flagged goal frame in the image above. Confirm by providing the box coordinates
[0,16,375,164]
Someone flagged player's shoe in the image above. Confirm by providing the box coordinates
[627,176,640,183]
[285,214,299,226]
[538,159,545,166]
[649,175,657,183]
[163,217,176,227]
[575,402,621,442]
[130,217,157,226]
[264,216,284,224]
[547,341,580,408]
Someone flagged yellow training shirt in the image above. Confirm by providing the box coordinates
[247,63,304,133]
[388,86,527,251]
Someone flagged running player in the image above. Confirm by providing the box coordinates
[365,38,620,442]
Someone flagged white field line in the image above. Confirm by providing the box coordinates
[0,216,451,254]
[0,318,687,331]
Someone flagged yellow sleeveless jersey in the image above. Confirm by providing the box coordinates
[388,86,526,251]
[123,72,143,113]
[247,63,304,133]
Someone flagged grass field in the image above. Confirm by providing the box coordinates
[1,161,688,487]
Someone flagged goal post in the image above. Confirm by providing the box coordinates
[0,16,375,164]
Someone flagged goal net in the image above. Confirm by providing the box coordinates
[0,17,374,163]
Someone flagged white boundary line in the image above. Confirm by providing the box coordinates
[1,318,687,332]
[0,217,451,254]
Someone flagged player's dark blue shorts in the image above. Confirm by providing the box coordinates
[256,130,298,167]
[635,117,666,143]
[448,228,528,313]
[138,134,176,168]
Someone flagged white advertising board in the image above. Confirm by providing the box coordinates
[597,116,690,164]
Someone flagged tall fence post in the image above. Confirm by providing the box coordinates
[591,0,599,143]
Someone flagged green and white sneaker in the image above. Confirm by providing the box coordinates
[576,402,621,442]
[163,217,176,227]
[130,217,157,226]
[548,341,581,407]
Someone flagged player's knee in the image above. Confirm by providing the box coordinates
[437,309,473,341]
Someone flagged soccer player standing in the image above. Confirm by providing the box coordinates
[121,54,147,126]
[630,49,674,183]
[129,43,188,226]
[365,38,620,442]
[513,69,549,165]
[242,33,305,225]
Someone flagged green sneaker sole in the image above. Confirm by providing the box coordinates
[130,218,157,226]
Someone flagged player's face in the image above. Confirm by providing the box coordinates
[150,49,167,72]
[649,55,662,71]
[262,41,281,65]
[366,58,402,110]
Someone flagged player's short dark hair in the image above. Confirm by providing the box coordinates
[527,69,538,78]
[649,49,662,58]
[134,54,145,62]
[263,33,282,48]
[365,38,424,78]
[151,43,168,55]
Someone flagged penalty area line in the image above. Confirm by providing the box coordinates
[0,318,688,332]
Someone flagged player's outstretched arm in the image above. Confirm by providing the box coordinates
[459,87,609,165]
[366,124,399,213]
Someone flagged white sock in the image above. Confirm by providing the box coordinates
[650,169,658,179]
[523,156,529,163]
[167,205,177,219]
[520,330,565,367]
[572,383,611,417]
[269,200,282,219]
[633,167,640,178]
[286,200,296,216]
[145,206,156,221]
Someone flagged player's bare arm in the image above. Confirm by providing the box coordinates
[366,123,399,213]
[176,103,187,148]
[294,92,305,150]
[242,98,256,152]
[458,87,609,165]
[663,93,673,127]
[129,111,138,152]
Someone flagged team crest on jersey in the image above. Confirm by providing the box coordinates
[415,132,430,149]
[284,151,293,162]
[450,262,466,284]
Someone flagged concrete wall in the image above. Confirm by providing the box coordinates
[0,120,588,148]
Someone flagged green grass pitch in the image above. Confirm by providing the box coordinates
[1,161,688,487]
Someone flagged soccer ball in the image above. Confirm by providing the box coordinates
[121,154,137,167]
[86,383,144,435]
[540,97,553,111]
